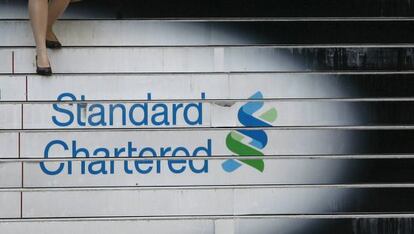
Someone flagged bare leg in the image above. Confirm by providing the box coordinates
[47,0,71,41]
[28,0,49,67]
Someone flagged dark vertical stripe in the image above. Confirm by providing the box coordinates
[11,51,14,74]
[25,76,28,101]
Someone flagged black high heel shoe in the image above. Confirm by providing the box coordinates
[46,39,62,49]
[36,55,52,76]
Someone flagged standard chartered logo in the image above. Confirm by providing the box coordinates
[222,91,277,173]
[40,91,276,176]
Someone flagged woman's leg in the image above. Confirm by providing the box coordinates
[28,0,49,67]
[47,0,71,41]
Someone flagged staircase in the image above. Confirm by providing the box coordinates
[1,1,414,234]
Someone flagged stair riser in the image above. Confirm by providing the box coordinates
[0,188,411,218]
[2,0,414,19]
[3,47,414,74]
[3,74,414,102]
[0,130,410,158]
[1,101,413,129]
[1,218,412,234]
[2,20,414,46]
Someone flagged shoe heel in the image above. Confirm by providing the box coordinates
[35,55,53,76]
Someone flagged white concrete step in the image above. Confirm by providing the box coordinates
[0,73,365,101]
[4,129,397,158]
[2,100,401,129]
[0,216,411,234]
[0,187,407,218]
[3,47,301,74]
[0,20,257,47]
[0,218,217,234]
[0,158,360,187]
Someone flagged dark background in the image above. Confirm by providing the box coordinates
[72,0,414,18]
